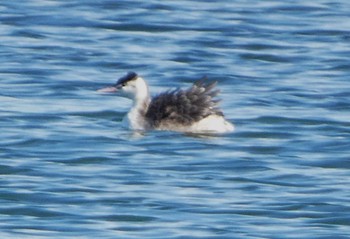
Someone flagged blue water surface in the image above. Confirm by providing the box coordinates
[1,0,350,238]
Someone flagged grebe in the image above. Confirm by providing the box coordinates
[98,72,234,134]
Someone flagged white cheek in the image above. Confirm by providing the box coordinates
[120,85,136,98]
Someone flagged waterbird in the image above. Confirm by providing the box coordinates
[98,72,234,134]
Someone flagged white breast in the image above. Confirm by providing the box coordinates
[122,109,145,130]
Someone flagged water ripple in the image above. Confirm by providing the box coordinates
[1,0,350,238]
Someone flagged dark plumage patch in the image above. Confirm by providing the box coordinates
[116,72,138,86]
[146,80,223,127]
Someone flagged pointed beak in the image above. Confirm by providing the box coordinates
[97,85,118,93]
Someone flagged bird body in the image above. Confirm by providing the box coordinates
[99,72,234,134]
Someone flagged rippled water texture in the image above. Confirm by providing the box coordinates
[1,1,350,238]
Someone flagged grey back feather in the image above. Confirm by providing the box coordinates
[145,79,224,127]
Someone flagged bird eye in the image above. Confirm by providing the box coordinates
[117,83,126,89]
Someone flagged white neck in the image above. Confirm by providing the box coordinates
[124,78,151,130]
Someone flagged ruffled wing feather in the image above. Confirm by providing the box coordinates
[146,79,223,127]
